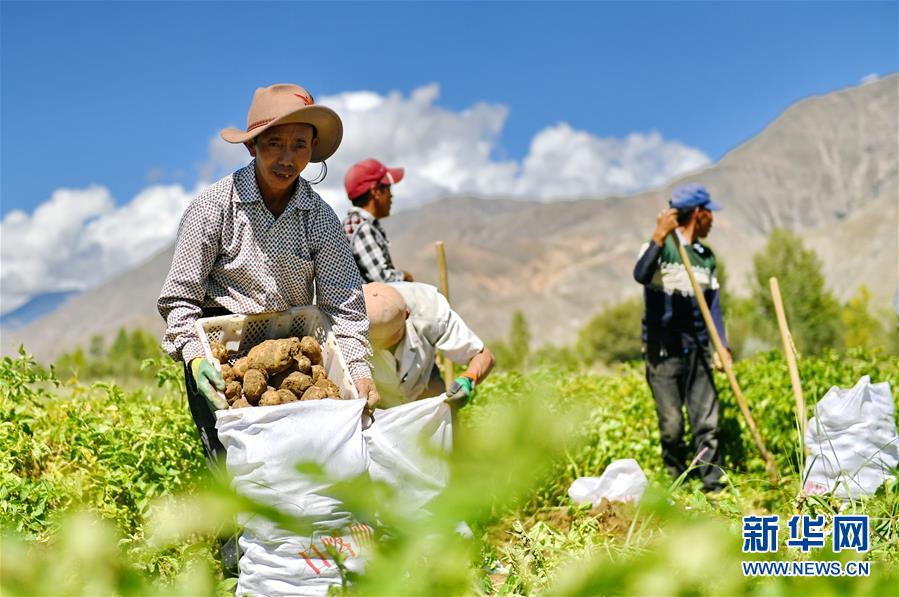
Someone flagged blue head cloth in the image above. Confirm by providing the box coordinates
[670,184,721,211]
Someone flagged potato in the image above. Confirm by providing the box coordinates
[301,386,328,401]
[243,369,268,404]
[259,388,281,406]
[224,380,242,404]
[269,362,299,388]
[247,339,295,375]
[277,389,298,404]
[311,365,326,384]
[232,357,250,380]
[210,341,229,364]
[294,354,312,375]
[221,363,235,383]
[285,337,302,357]
[281,371,313,397]
[314,378,340,398]
[299,336,322,366]
[231,397,252,409]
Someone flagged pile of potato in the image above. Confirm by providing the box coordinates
[209,336,343,409]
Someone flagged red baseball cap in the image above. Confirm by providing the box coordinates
[344,158,404,200]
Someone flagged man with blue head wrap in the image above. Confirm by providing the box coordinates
[633,183,729,493]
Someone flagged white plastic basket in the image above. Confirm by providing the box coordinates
[194,306,359,403]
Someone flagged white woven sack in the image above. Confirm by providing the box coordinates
[804,376,899,498]
[364,395,453,512]
[216,398,371,597]
[568,458,649,505]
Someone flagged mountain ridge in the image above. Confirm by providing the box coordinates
[3,75,896,361]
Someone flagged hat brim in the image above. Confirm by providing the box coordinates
[220,105,343,163]
[705,200,722,211]
[381,167,405,186]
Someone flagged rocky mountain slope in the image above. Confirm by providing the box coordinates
[4,76,895,361]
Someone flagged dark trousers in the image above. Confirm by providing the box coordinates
[645,345,724,490]
[184,306,239,574]
[184,306,232,469]
[184,360,227,468]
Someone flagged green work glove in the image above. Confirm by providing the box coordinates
[445,375,476,407]
[191,357,227,411]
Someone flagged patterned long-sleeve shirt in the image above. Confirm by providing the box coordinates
[158,162,372,380]
[342,207,405,283]
[633,231,728,353]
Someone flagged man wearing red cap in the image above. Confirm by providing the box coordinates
[343,158,414,283]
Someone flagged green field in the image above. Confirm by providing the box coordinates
[1,345,897,595]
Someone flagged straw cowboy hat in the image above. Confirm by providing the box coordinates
[220,83,342,163]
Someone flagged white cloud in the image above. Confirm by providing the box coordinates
[1,184,195,314]
[198,130,253,182]
[200,83,710,212]
[860,73,880,85]
[2,83,709,314]
[514,125,709,199]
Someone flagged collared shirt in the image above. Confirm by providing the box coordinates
[157,162,371,380]
[371,282,484,408]
[342,206,405,283]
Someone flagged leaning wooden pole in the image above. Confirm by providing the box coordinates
[769,277,807,447]
[673,235,779,483]
[435,241,454,392]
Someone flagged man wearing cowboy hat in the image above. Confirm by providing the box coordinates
[633,183,730,493]
[342,158,414,283]
[158,83,380,465]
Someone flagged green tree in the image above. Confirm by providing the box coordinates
[713,257,756,359]
[529,343,581,371]
[841,285,893,351]
[750,228,842,355]
[491,310,532,372]
[577,296,644,364]
[55,327,166,382]
[715,253,732,314]
[509,311,531,354]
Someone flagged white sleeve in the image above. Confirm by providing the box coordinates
[394,282,485,364]
[436,306,485,364]
[422,291,484,364]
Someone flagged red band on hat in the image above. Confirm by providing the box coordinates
[247,117,276,132]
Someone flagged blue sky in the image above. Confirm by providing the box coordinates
[2,1,895,216]
[0,1,896,313]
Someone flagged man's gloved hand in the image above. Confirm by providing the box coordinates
[191,357,227,411]
[445,374,476,407]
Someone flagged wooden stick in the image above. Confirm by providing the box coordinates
[673,234,779,483]
[435,241,454,392]
[769,277,807,446]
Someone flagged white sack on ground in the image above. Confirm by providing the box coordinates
[568,458,649,505]
[804,376,899,499]
[216,399,372,597]
[363,395,453,511]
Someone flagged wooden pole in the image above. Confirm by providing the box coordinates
[769,277,807,446]
[435,241,454,392]
[673,234,779,483]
